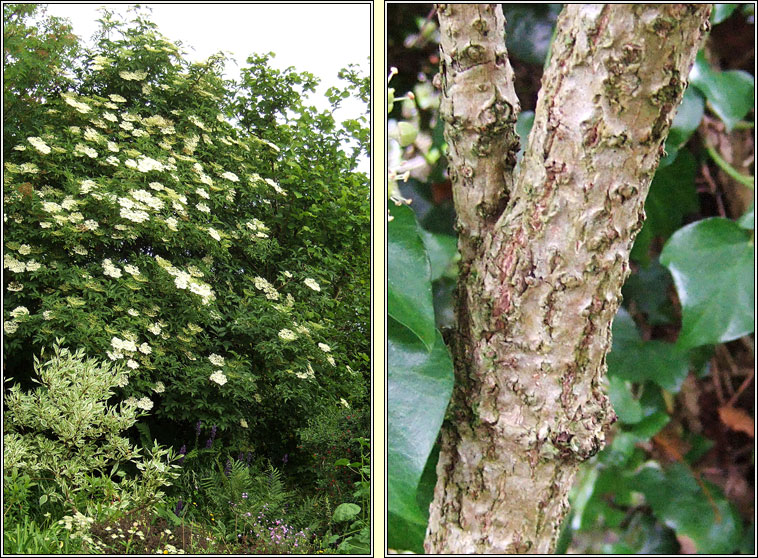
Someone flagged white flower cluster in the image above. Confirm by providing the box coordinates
[245,219,269,238]
[208,353,225,366]
[91,55,111,70]
[109,94,127,103]
[119,70,148,81]
[27,136,51,154]
[253,276,280,301]
[295,362,316,380]
[304,278,321,292]
[84,127,103,143]
[318,343,331,352]
[63,95,91,114]
[123,264,141,276]
[208,227,221,241]
[278,328,297,341]
[102,258,123,278]
[135,156,165,173]
[340,398,350,409]
[74,143,98,158]
[187,115,207,130]
[220,171,239,182]
[131,189,164,211]
[155,255,215,304]
[4,320,19,334]
[136,397,154,411]
[153,381,165,393]
[209,370,227,386]
[4,254,40,273]
[80,179,97,194]
[10,306,29,319]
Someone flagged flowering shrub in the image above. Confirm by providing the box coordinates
[3,9,369,454]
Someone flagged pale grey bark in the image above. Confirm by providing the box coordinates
[426,4,712,554]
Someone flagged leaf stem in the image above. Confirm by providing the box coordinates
[705,144,754,189]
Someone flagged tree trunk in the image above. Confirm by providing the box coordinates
[426,4,712,554]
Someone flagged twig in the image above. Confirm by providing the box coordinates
[728,367,755,408]
[710,358,726,405]
[701,163,727,217]
[715,344,737,397]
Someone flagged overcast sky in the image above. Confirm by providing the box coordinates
[43,3,371,114]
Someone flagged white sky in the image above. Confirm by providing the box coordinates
[42,3,371,157]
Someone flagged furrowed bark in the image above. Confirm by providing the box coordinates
[426,4,711,554]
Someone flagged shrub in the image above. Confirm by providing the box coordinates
[3,343,179,520]
[3,7,369,455]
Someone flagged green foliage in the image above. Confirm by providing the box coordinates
[327,437,370,554]
[3,343,179,520]
[3,4,80,152]
[296,404,369,503]
[388,204,436,349]
[3,7,369,459]
[660,218,754,348]
[690,50,754,131]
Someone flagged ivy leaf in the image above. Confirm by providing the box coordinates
[419,229,458,282]
[388,204,436,350]
[660,217,754,349]
[388,318,453,552]
[607,309,691,392]
[664,86,705,156]
[631,149,698,265]
[634,463,743,554]
[621,259,676,326]
[690,50,754,131]
[608,376,643,424]
[737,203,754,230]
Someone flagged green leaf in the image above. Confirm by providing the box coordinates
[711,4,739,24]
[634,463,743,554]
[631,149,699,263]
[332,502,361,522]
[388,319,453,551]
[690,50,754,131]
[419,229,458,281]
[607,309,692,392]
[334,458,350,466]
[39,494,48,505]
[737,203,754,230]
[626,411,670,440]
[388,511,427,554]
[621,259,676,325]
[660,218,754,348]
[388,204,436,350]
[608,376,643,424]
[665,86,705,153]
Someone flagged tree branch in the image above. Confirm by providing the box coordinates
[427,4,711,554]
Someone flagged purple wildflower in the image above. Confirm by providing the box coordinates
[178,444,187,465]
[210,424,218,441]
[195,420,202,437]
[237,452,244,462]
[224,458,232,477]
[174,499,184,516]
[205,437,213,449]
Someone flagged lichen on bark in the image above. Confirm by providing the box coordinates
[426,4,712,554]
